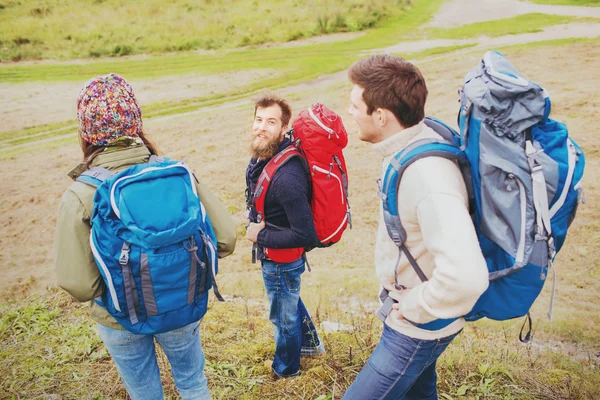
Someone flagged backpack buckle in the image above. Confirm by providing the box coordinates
[119,242,130,265]
[547,237,556,261]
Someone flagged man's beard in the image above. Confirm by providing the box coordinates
[250,134,281,160]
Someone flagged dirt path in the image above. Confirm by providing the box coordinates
[429,0,600,27]
[382,22,600,54]
[0,69,279,134]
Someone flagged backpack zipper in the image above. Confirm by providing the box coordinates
[308,106,338,139]
[312,165,344,204]
[89,236,121,312]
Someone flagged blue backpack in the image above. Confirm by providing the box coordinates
[77,156,223,335]
[380,51,585,340]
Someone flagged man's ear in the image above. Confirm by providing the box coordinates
[279,125,288,140]
[373,108,387,128]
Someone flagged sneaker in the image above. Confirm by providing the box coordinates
[301,340,326,358]
[264,360,300,379]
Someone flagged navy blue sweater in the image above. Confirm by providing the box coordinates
[246,138,318,258]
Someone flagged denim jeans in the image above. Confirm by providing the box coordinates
[97,321,210,400]
[342,324,460,400]
[262,257,324,377]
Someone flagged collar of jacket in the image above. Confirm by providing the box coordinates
[371,120,425,158]
[67,144,151,181]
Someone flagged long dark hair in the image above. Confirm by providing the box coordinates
[80,133,159,169]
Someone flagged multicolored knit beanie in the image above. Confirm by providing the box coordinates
[77,73,143,146]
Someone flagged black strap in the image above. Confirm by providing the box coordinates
[519,312,533,343]
[400,244,428,282]
[209,264,224,302]
[203,244,224,302]
[376,293,397,322]
[303,252,311,273]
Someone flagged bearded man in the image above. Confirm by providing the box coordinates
[245,92,325,378]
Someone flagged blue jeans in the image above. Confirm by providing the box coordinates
[342,324,460,400]
[262,257,324,377]
[97,321,210,400]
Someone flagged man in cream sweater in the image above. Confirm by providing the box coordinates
[342,55,489,399]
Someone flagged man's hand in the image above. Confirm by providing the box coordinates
[388,288,411,322]
[245,221,266,243]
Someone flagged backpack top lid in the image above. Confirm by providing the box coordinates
[292,103,348,148]
[463,50,549,137]
[93,160,203,248]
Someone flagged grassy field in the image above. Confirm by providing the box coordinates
[0,0,411,62]
[1,0,600,398]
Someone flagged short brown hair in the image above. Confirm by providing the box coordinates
[348,54,428,128]
[253,92,292,127]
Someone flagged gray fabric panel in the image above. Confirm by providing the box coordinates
[477,110,536,263]
[80,166,113,182]
[478,153,530,259]
[528,240,550,270]
[489,262,525,281]
[198,250,207,294]
[424,118,458,143]
[148,155,164,164]
[463,51,546,137]
[140,254,158,316]
[121,262,139,325]
[187,249,197,304]
[131,277,140,313]
[534,141,559,205]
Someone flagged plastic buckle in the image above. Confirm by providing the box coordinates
[119,249,130,266]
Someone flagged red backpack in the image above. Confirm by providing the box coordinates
[253,103,351,263]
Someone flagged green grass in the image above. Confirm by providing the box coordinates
[0,0,412,62]
[400,43,478,59]
[422,13,599,40]
[0,0,445,83]
[495,36,600,52]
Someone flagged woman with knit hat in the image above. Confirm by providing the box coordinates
[53,73,236,400]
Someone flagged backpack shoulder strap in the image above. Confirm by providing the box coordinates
[380,138,469,282]
[148,154,165,164]
[76,166,112,188]
[253,146,303,222]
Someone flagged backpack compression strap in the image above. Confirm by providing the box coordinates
[75,155,163,188]
[377,138,469,331]
[252,145,306,263]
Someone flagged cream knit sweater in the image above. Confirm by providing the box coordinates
[372,120,489,340]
